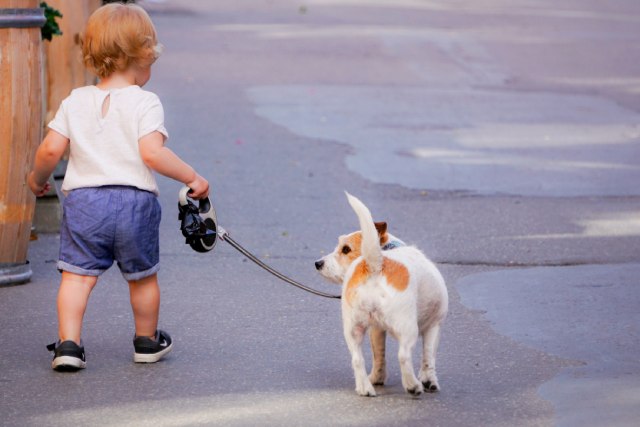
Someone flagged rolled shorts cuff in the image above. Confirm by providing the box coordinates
[122,263,160,281]
[57,260,106,277]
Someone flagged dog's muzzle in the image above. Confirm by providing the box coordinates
[315,260,325,270]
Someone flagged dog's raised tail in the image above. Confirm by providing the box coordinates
[345,192,383,273]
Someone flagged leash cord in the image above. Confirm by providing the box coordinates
[218,230,341,300]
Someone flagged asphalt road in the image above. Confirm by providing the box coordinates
[1,1,639,426]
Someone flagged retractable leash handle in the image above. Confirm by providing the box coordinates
[178,186,218,253]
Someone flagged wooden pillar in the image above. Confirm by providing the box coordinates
[0,0,45,285]
[31,0,101,235]
[43,0,101,124]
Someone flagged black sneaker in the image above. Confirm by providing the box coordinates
[46,340,86,371]
[133,329,173,363]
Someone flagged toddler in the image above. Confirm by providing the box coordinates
[28,3,208,371]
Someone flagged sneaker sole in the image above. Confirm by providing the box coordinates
[52,356,86,371]
[133,343,173,363]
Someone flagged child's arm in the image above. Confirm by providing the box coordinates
[139,131,209,198]
[28,130,69,197]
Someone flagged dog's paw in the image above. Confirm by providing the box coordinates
[419,370,441,393]
[422,379,440,393]
[405,383,423,397]
[369,370,386,386]
[356,381,377,397]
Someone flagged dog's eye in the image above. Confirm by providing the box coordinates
[342,246,351,255]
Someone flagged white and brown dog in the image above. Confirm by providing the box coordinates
[315,193,448,397]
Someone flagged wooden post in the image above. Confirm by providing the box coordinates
[0,0,45,285]
[31,0,101,234]
[43,0,101,125]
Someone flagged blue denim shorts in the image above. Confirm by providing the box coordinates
[58,186,161,281]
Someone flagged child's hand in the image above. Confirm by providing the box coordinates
[187,174,209,199]
[27,172,51,197]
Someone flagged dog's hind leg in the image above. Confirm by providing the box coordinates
[419,323,441,392]
[368,327,387,385]
[397,326,423,396]
[344,323,376,397]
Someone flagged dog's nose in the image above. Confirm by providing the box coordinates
[315,260,325,270]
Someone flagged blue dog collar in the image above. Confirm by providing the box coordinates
[382,240,405,251]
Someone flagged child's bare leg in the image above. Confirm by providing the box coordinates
[128,273,160,338]
[57,272,98,344]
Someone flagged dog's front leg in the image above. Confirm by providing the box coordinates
[344,323,376,397]
[368,327,387,385]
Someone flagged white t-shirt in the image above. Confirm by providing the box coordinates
[48,85,169,195]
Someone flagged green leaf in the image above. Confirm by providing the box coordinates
[40,1,63,41]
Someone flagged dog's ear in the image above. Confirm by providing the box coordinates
[375,222,389,246]
[374,222,388,236]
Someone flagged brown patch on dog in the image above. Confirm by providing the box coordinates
[346,259,370,305]
[338,232,363,270]
[338,224,389,269]
[382,257,409,292]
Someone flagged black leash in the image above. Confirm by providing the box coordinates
[178,188,341,300]
[217,227,341,300]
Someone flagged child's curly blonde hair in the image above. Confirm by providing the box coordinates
[82,3,161,79]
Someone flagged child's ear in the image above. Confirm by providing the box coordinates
[374,221,388,236]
